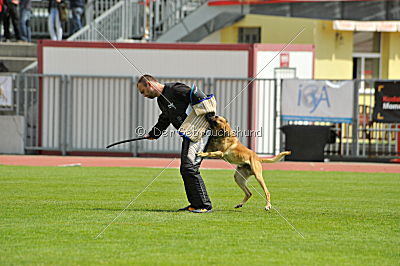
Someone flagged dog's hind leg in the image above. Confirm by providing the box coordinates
[250,158,272,211]
[233,166,252,209]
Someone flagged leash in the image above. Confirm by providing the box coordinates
[106,136,150,149]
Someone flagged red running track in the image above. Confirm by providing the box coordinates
[1,155,399,173]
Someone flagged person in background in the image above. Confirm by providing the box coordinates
[69,0,84,34]
[0,0,4,42]
[19,0,31,42]
[48,0,63,40]
[3,0,22,42]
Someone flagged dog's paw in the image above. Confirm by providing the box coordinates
[234,204,243,209]
[265,205,272,211]
[197,152,207,157]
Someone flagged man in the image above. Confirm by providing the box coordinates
[19,0,31,42]
[137,75,213,213]
[69,0,84,34]
[48,0,63,40]
[3,0,21,41]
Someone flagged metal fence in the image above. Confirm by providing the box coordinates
[281,79,400,158]
[5,74,400,158]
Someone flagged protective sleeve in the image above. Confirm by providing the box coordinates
[148,112,171,139]
[192,96,216,116]
[189,85,208,105]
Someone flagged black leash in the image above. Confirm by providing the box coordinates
[106,136,149,149]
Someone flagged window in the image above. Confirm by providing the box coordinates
[353,32,380,53]
[352,32,381,82]
[238,27,261,43]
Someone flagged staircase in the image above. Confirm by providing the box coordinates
[0,43,37,73]
[68,0,145,42]
[68,0,249,43]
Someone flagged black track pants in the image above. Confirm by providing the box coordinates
[180,135,212,209]
[4,3,21,40]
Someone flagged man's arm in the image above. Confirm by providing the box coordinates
[148,112,171,139]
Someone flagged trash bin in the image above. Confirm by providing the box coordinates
[281,125,335,162]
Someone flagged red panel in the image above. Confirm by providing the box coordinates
[37,40,44,148]
[280,53,290,68]
[247,45,257,150]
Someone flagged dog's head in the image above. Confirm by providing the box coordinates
[208,115,234,137]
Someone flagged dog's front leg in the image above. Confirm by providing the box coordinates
[197,151,224,158]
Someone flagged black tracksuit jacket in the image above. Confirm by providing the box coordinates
[148,82,206,139]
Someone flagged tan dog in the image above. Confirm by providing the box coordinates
[198,116,291,211]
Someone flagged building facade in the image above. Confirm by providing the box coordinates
[200,14,400,80]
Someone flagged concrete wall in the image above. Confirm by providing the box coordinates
[41,43,249,78]
[0,116,25,154]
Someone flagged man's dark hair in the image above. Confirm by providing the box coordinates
[137,75,158,88]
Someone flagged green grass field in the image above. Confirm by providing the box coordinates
[0,165,399,265]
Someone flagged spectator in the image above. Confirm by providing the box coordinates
[3,0,22,41]
[19,0,31,42]
[48,0,63,40]
[0,0,4,41]
[69,0,84,34]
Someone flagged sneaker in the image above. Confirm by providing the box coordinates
[177,205,195,212]
[190,208,212,213]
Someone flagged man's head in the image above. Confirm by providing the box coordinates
[136,75,163,99]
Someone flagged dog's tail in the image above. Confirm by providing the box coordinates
[260,151,291,163]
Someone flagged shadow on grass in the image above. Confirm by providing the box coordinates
[90,208,240,213]
[92,208,177,213]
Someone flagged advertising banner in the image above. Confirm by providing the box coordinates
[373,81,400,123]
[0,76,13,108]
[282,80,354,123]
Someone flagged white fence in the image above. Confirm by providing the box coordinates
[6,74,400,158]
